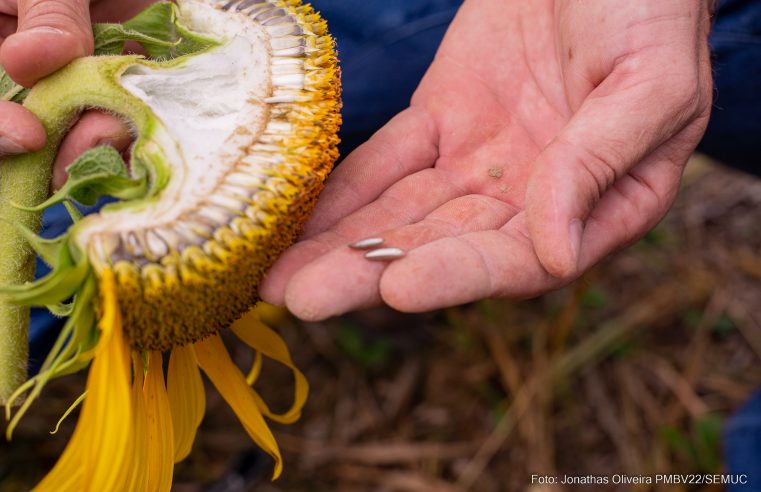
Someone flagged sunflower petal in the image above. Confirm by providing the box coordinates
[193,334,283,479]
[127,355,150,492]
[231,311,309,424]
[167,345,205,462]
[33,421,87,491]
[246,350,263,386]
[34,269,133,492]
[82,269,134,491]
[144,351,175,491]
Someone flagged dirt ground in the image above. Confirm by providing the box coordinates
[2,155,761,492]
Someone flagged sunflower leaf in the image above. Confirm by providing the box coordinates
[13,146,147,211]
[93,2,218,58]
[0,66,28,103]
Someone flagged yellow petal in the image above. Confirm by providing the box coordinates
[35,269,134,492]
[144,351,175,492]
[167,345,205,462]
[231,311,309,424]
[126,354,149,492]
[246,350,263,386]
[255,303,290,326]
[194,334,283,479]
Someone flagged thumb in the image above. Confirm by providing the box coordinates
[0,0,93,88]
[526,64,702,280]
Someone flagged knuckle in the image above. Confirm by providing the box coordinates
[20,0,89,32]
[556,136,621,202]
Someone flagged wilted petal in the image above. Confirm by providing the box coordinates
[193,334,283,479]
[231,310,309,424]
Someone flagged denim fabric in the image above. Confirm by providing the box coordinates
[726,390,761,491]
[698,0,761,176]
[311,0,463,156]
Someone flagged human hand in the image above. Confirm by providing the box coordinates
[0,0,155,188]
[261,0,714,320]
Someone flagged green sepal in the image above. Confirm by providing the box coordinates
[93,2,219,59]
[12,146,147,211]
[0,66,28,103]
[48,302,74,317]
[5,275,96,439]
[43,275,98,377]
[0,250,89,307]
[63,201,84,223]
[0,217,65,267]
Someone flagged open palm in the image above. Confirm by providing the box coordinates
[261,0,714,321]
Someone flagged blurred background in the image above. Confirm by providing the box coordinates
[2,154,761,491]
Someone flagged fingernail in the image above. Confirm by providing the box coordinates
[569,219,583,266]
[365,248,405,261]
[0,136,29,156]
[349,237,384,250]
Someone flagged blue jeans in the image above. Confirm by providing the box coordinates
[697,0,761,177]
[25,0,761,486]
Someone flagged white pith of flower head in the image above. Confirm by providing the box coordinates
[74,0,306,261]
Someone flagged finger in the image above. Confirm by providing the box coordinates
[302,106,439,237]
[260,168,461,305]
[280,195,518,321]
[526,47,709,280]
[380,127,702,314]
[0,0,17,15]
[0,14,15,39]
[0,0,93,87]
[577,123,706,269]
[380,214,562,312]
[52,110,133,190]
[0,101,45,156]
[90,0,158,24]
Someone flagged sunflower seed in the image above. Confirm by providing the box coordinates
[365,248,405,261]
[349,237,384,250]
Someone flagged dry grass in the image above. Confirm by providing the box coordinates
[2,156,761,492]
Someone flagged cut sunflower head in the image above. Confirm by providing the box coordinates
[0,0,340,489]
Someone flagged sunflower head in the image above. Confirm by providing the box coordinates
[0,0,338,488]
[2,0,340,351]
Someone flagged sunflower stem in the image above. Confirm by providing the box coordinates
[0,56,147,403]
[0,143,55,403]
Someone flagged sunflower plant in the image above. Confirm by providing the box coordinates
[0,0,340,489]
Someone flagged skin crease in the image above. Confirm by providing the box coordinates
[0,0,713,321]
[259,0,714,320]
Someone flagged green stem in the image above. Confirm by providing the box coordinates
[0,56,149,403]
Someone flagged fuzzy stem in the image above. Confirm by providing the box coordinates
[0,56,148,403]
